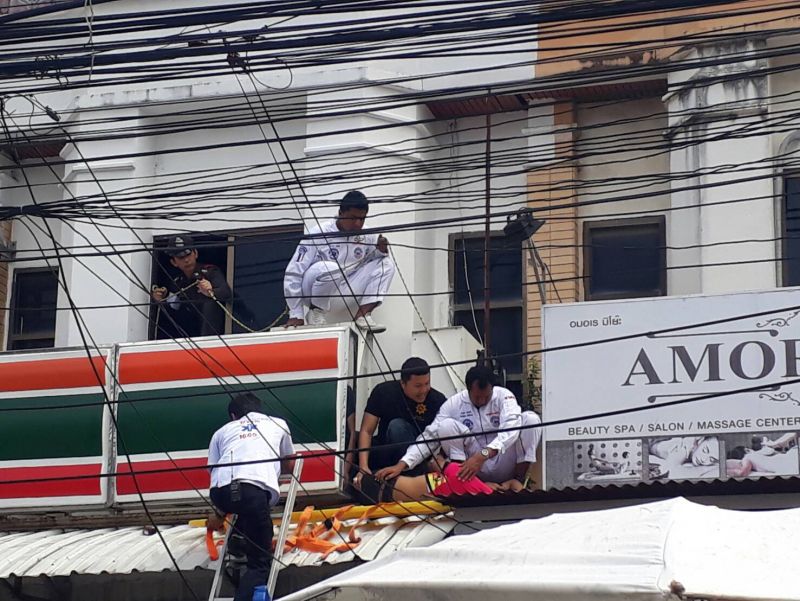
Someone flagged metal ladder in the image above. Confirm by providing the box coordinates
[208,458,304,601]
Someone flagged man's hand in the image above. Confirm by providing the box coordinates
[151,286,167,302]
[285,318,305,327]
[375,461,407,481]
[206,512,226,531]
[376,235,389,254]
[457,453,487,481]
[197,279,214,298]
[352,466,371,490]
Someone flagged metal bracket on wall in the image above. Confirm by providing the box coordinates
[0,240,15,261]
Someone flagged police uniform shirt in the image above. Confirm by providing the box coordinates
[208,412,294,506]
[164,264,231,336]
[168,264,232,305]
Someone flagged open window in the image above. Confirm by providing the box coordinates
[451,233,524,400]
[7,267,58,350]
[782,177,800,286]
[149,227,302,339]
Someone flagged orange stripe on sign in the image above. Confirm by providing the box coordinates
[118,339,339,385]
[0,356,106,392]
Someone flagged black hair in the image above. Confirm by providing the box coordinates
[400,357,430,382]
[339,190,369,213]
[727,445,748,460]
[750,436,764,451]
[465,365,494,390]
[228,392,263,419]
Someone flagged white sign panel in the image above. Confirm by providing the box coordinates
[542,288,800,489]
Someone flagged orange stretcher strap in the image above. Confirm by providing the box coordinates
[283,504,383,559]
[205,515,231,561]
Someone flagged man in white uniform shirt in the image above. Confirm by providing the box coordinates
[208,393,295,601]
[376,365,542,486]
[283,190,395,333]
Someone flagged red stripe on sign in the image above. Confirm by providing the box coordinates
[118,339,339,385]
[116,452,337,495]
[116,457,209,495]
[298,452,337,483]
[0,463,101,498]
[0,356,106,392]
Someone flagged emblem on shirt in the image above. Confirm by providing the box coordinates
[463,418,474,429]
[415,403,427,416]
[353,235,364,243]
[491,416,500,428]
[241,423,257,432]
[329,248,340,260]
[353,247,364,260]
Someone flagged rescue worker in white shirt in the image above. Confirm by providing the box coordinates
[375,365,542,488]
[283,190,395,333]
[207,393,295,601]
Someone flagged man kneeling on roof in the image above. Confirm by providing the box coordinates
[207,393,295,601]
[360,365,542,501]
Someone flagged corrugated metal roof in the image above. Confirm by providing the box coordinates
[281,514,455,567]
[0,515,455,578]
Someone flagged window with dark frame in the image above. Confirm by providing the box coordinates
[149,227,303,340]
[451,234,524,401]
[7,267,59,351]
[583,217,666,301]
[783,177,800,287]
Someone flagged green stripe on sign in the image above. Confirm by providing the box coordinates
[117,380,338,454]
[0,393,104,460]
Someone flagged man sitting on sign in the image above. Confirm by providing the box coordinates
[283,190,395,333]
[353,357,447,492]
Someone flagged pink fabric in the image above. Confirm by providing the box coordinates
[432,462,494,496]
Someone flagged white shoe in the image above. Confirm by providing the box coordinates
[306,308,327,327]
[355,314,386,333]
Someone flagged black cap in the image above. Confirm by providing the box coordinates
[165,234,195,258]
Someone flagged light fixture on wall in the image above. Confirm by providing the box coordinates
[503,208,548,305]
[503,208,545,242]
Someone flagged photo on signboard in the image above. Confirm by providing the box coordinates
[647,436,721,481]
[722,431,800,478]
[572,439,643,483]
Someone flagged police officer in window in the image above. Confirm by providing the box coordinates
[151,234,232,337]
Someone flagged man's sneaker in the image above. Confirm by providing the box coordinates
[306,308,327,327]
[355,314,386,333]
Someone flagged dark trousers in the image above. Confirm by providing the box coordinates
[210,482,274,601]
[369,419,425,476]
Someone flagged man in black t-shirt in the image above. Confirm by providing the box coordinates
[354,357,446,489]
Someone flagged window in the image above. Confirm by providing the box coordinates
[451,234,524,400]
[583,217,666,301]
[7,267,59,350]
[783,177,800,286]
[149,227,302,339]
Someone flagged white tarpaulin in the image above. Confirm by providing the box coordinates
[279,498,800,601]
